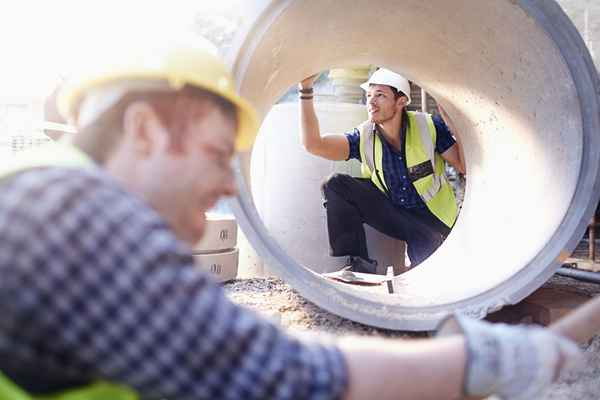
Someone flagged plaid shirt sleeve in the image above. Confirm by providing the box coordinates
[0,167,348,400]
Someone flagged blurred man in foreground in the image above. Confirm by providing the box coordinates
[0,36,580,400]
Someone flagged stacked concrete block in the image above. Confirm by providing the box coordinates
[193,213,239,282]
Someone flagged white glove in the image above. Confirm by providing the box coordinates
[437,314,583,400]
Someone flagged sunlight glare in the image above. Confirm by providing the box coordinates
[0,0,244,99]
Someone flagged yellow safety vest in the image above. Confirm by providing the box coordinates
[0,371,137,400]
[0,143,138,400]
[358,111,458,228]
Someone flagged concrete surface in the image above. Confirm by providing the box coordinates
[227,0,600,330]
[558,0,600,69]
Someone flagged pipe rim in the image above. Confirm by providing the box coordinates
[228,0,600,330]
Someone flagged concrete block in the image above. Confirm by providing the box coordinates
[193,213,237,253]
[193,248,239,282]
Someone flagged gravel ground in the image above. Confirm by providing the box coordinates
[225,275,600,399]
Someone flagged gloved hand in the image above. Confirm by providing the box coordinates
[437,315,583,400]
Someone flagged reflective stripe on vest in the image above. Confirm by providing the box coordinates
[361,112,442,201]
[358,111,458,227]
[413,112,443,202]
[361,122,389,193]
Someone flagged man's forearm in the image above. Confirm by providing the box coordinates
[438,105,466,174]
[453,135,466,175]
[297,77,349,161]
[340,336,466,400]
[299,96,323,153]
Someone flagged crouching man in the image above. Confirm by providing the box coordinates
[299,69,464,273]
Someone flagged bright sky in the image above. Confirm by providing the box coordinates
[0,0,244,99]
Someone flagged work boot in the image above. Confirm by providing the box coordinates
[345,256,378,274]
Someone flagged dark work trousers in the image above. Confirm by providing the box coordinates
[321,173,451,267]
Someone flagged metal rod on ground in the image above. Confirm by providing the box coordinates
[386,266,394,294]
[556,266,600,284]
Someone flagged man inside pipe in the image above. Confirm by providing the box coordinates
[299,68,465,274]
[0,36,580,400]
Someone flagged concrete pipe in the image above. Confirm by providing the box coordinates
[226,0,600,330]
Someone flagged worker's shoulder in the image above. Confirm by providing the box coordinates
[0,166,177,246]
[3,165,121,196]
[0,166,150,220]
[356,120,373,134]
[407,110,434,119]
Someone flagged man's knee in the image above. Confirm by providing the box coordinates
[321,173,351,198]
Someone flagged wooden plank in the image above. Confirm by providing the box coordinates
[322,268,390,286]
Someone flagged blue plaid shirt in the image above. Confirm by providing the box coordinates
[346,114,455,209]
[0,167,348,399]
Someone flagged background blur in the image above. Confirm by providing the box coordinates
[0,0,598,157]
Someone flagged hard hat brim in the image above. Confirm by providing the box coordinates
[359,81,412,105]
[229,95,259,151]
[58,73,259,152]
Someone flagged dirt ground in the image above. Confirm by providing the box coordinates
[225,275,600,399]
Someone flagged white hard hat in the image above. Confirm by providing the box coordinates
[360,68,412,105]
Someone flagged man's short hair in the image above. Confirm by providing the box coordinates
[74,85,237,163]
[388,86,408,101]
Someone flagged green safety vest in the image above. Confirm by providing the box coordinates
[0,371,137,400]
[358,111,458,228]
[0,143,138,400]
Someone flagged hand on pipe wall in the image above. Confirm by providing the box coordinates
[438,315,582,400]
[446,292,600,400]
[299,73,320,90]
[338,314,581,400]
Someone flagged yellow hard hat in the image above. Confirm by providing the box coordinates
[57,36,258,151]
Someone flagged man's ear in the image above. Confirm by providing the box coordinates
[122,101,169,157]
[396,95,408,109]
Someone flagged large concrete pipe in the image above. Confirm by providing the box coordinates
[227,0,600,330]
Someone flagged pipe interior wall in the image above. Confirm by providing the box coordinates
[227,0,600,330]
